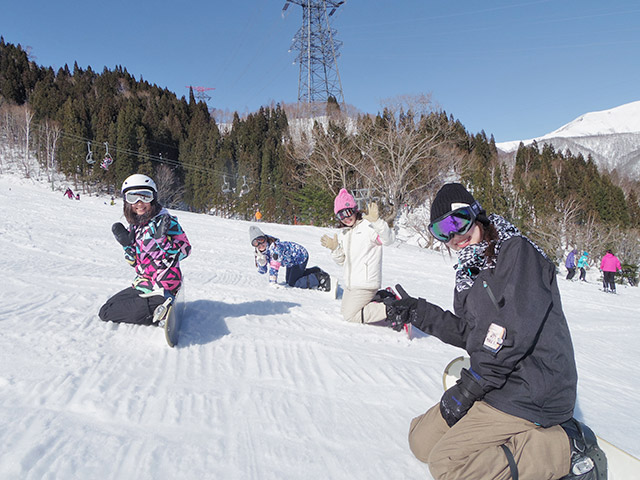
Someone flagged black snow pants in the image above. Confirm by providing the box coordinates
[603,271,616,292]
[98,287,165,325]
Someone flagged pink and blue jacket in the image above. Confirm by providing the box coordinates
[123,208,191,295]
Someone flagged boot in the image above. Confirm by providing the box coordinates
[317,272,331,292]
[559,418,607,480]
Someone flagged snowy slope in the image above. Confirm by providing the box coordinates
[1,174,639,480]
[544,101,640,139]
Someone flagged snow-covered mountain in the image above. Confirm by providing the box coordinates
[496,101,640,179]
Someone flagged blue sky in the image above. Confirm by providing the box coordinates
[2,0,639,142]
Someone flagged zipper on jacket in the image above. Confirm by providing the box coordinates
[482,280,501,312]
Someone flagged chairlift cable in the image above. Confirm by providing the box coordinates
[41,126,281,191]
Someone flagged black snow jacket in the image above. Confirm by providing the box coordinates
[413,236,577,428]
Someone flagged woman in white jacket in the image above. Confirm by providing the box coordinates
[321,188,395,323]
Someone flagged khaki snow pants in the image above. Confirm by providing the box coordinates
[341,287,387,324]
[408,401,571,480]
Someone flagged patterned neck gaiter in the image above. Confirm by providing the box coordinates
[454,214,548,292]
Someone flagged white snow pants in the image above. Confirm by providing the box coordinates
[340,287,387,324]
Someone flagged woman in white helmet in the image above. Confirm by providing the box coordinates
[99,174,191,325]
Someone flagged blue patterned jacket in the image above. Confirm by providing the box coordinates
[256,237,308,283]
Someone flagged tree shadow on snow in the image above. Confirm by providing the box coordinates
[177,299,300,347]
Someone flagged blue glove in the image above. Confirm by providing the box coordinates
[440,368,485,427]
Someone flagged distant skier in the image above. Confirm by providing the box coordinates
[600,249,622,293]
[565,248,577,280]
[320,188,395,324]
[64,187,74,199]
[577,251,590,282]
[250,226,331,291]
[99,174,191,325]
[383,183,605,480]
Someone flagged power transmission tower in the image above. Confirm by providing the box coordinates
[185,86,215,103]
[282,0,346,109]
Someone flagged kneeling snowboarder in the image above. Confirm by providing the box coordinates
[383,183,606,480]
[250,226,333,293]
[99,174,191,326]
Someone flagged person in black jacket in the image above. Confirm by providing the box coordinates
[384,183,606,480]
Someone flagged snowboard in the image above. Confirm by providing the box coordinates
[329,274,338,299]
[442,356,640,480]
[151,287,183,348]
[164,287,185,348]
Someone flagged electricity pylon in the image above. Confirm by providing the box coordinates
[282,0,346,108]
[185,86,215,103]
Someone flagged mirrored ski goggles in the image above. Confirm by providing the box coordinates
[251,236,267,247]
[124,189,155,204]
[428,202,482,243]
[336,207,356,221]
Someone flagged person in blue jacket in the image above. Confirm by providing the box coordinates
[577,251,589,282]
[249,226,331,291]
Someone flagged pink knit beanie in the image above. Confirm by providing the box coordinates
[334,188,357,214]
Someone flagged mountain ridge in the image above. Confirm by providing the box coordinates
[496,101,640,179]
[496,101,640,180]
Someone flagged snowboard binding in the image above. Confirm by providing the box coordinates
[560,418,607,480]
[152,296,174,326]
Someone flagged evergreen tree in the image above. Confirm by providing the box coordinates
[114,100,142,185]
[56,98,84,176]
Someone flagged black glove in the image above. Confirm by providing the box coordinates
[112,222,135,247]
[153,215,171,239]
[383,284,418,331]
[439,368,485,427]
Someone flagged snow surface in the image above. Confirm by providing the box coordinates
[1,174,639,480]
[496,100,640,152]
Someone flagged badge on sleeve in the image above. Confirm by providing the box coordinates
[483,323,506,353]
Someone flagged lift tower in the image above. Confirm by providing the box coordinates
[282,0,346,108]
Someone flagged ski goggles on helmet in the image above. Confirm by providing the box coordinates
[251,236,267,247]
[336,207,356,221]
[124,189,155,204]
[428,202,482,243]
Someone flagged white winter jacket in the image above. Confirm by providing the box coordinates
[331,218,395,290]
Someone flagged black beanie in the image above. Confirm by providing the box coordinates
[430,183,481,223]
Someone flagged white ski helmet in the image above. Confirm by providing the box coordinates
[121,174,157,194]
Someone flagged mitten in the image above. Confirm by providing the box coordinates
[112,222,135,247]
[153,215,171,239]
[255,249,267,267]
[362,202,379,223]
[320,234,339,251]
[439,368,485,427]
